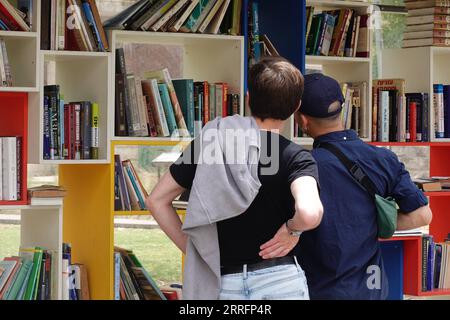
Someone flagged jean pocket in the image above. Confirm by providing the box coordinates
[261,289,307,300]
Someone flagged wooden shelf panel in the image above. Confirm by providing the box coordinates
[425,192,450,197]
[0,31,38,38]
[370,142,450,147]
[417,289,450,297]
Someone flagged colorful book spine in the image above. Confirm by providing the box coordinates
[434,84,445,139]
[380,91,390,142]
[158,83,178,135]
[114,252,121,300]
[43,96,51,160]
[409,102,417,142]
[91,102,99,159]
[444,85,450,138]
[173,79,195,137]
[81,0,104,51]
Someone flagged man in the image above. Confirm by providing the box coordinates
[294,73,432,300]
[146,57,323,300]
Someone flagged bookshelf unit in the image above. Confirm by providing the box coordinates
[0,198,64,300]
[296,0,373,145]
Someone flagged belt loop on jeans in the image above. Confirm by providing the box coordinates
[243,264,248,279]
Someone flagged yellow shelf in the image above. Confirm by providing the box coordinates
[114,210,186,216]
[111,138,191,148]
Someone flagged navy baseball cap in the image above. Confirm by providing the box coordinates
[299,73,344,118]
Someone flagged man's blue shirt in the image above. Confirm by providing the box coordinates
[295,130,428,300]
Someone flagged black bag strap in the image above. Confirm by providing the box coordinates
[317,142,378,198]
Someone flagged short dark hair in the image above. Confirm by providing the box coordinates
[248,57,304,121]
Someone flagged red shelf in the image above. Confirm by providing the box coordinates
[417,289,450,297]
[369,142,450,147]
[425,192,450,197]
[0,92,28,205]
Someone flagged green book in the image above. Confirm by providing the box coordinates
[158,83,178,135]
[20,247,43,300]
[180,0,212,32]
[5,260,32,300]
[173,79,195,137]
[306,15,323,55]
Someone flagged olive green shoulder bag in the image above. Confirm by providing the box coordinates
[318,142,398,239]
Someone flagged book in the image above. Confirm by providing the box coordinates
[0,0,30,31]
[19,247,43,300]
[403,38,450,47]
[144,68,190,137]
[141,79,170,137]
[137,0,179,31]
[407,15,450,25]
[434,84,445,138]
[103,0,149,30]
[405,0,450,10]
[173,79,195,137]
[150,0,190,32]
[197,0,225,34]
[414,178,443,192]
[406,23,450,32]
[28,185,67,198]
[2,137,17,200]
[158,83,178,135]
[205,0,231,34]
[180,0,213,32]
[170,0,201,32]
[356,14,369,57]
[404,30,450,39]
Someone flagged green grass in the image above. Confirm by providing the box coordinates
[0,224,182,287]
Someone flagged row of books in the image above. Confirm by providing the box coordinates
[372,79,431,142]
[0,244,88,300]
[43,85,100,160]
[40,0,109,52]
[421,234,450,291]
[305,7,370,58]
[0,136,22,201]
[433,84,450,138]
[114,247,167,300]
[104,0,242,36]
[115,49,239,138]
[0,0,31,31]
[114,155,148,212]
[404,1,450,47]
[0,39,12,87]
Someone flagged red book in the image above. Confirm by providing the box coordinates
[203,82,210,125]
[64,104,72,159]
[0,2,29,31]
[218,83,229,117]
[0,257,21,299]
[409,102,417,142]
[144,96,158,137]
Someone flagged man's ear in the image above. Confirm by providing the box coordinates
[299,113,309,129]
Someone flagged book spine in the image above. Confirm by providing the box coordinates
[64,106,70,159]
[59,96,65,160]
[81,0,103,51]
[203,82,210,124]
[381,91,389,142]
[2,137,17,200]
[422,236,429,292]
[1,39,12,86]
[434,84,445,138]
[91,102,99,159]
[372,88,378,141]
[144,96,158,137]
[43,96,51,160]
[15,137,21,200]
[69,104,75,160]
[126,75,144,136]
[316,13,328,56]
[222,83,229,117]
[410,102,417,142]
[81,102,91,159]
[445,87,450,138]
[114,252,121,300]
[151,79,170,137]
[114,74,128,136]
[422,94,430,142]
[74,103,81,160]
[251,1,260,61]
[158,84,178,135]
[172,0,201,32]
[150,0,189,32]
[140,0,177,31]
[198,0,224,34]
[134,76,149,136]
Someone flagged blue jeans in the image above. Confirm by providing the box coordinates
[219,256,310,300]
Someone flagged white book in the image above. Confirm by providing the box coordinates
[197,0,225,34]
[171,0,200,32]
[380,91,390,142]
[406,23,450,32]
[205,0,231,34]
[2,137,17,201]
[150,0,190,32]
[57,0,66,50]
[114,252,121,300]
[126,75,145,137]
[404,30,450,39]
[215,83,223,117]
[0,138,2,200]
[62,258,69,300]
[0,41,6,87]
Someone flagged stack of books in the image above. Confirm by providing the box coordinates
[0,136,22,201]
[114,247,166,300]
[305,6,370,57]
[0,244,89,301]
[403,0,450,47]
[40,0,109,51]
[433,83,450,139]
[115,48,240,138]
[43,85,100,161]
[114,155,148,212]
[0,39,12,87]
[0,0,31,31]
[421,234,450,292]
[28,185,67,198]
[414,176,450,191]
[372,79,430,142]
[104,0,242,35]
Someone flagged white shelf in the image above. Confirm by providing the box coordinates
[0,31,38,38]
[112,136,193,143]
[307,0,371,9]
[306,55,371,64]
[112,30,244,43]
[42,159,111,165]
[41,50,111,60]
[0,86,39,92]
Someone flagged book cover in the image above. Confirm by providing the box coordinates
[434,84,445,138]
[173,79,195,137]
[180,0,212,32]
[103,0,149,30]
[2,137,17,200]
[141,79,169,137]
[444,85,450,138]
[91,102,99,159]
[86,0,109,50]
[150,0,189,32]
[170,0,201,32]
[134,76,149,136]
[356,14,369,58]
[320,14,336,56]
[115,154,131,211]
[205,0,231,34]
[20,247,44,300]
[197,0,225,34]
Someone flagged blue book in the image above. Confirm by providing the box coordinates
[434,244,442,289]
[125,166,145,210]
[43,96,51,160]
[252,2,261,62]
[81,1,104,51]
[427,237,435,291]
[158,84,178,135]
[114,252,121,300]
[173,79,195,137]
[434,84,445,138]
[443,85,450,138]
[0,19,9,30]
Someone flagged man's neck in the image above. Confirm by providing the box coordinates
[254,117,285,132]
[310,127,345,139]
